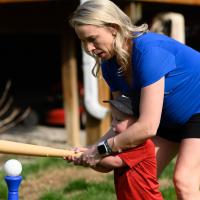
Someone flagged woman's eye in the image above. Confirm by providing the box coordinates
[88,37,96,43]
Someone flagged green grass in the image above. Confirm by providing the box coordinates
[160,160,175,180]
[161,187,176,200]
[159,160,176,199]
[40,178,116,200]
[0,157,69,200]
[22,157,67,179]
[0,157,176,200]
[0,181,8,199]
[40,190,67,200]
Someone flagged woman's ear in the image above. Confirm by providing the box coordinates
[109,25,118,36]
[112,31,117,36]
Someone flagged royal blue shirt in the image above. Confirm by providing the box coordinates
[101,32,200,127]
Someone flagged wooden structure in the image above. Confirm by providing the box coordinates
[131,0,200,20]
[0,0,80,146]
[1,0,200,146]
[135,0,200,6]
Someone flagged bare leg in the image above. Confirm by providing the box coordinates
[173,138,200,200]
[152,136,179,177]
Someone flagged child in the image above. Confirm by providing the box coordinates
[92,95,163,200]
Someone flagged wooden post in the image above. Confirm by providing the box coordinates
[97,72,111,138]
[122,1,142,24]
[61,30,80,146]
[86,72,110,145]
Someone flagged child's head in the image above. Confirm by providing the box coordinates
[104,95,138,134]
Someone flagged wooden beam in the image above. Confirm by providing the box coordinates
[86,72,110,145]
[0,0,49,3]
[135,0,200,6]
[61,30,80,146]
[122,2,142,25]
[97,73,111,138]
[0,1,79,34]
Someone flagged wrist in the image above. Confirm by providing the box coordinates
[109,136,122,153]
[97,140,112,156]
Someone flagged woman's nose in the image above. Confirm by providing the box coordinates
[86,42,95,53]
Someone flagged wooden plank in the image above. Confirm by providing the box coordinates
[0,0,49,3]
[97,72,111,138]
[61,30,80,146]
[0,1,78,34]
[135,0,200,6]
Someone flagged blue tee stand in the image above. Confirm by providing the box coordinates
[4,176,22,200]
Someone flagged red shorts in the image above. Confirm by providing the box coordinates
[114,139,163,200]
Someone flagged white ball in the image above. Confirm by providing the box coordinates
[3,159,22,176]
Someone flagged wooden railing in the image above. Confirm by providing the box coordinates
[135,0,200,6]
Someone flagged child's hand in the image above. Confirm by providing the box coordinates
[74,145,101,167]
[63,147,88,162]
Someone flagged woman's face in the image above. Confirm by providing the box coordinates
[75,24,116,60]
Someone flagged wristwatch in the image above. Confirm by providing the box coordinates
[97,140,112,156]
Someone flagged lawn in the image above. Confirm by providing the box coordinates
[0,156,176,200]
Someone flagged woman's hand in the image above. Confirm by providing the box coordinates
[73,145,102,167]
[64,146,89,162]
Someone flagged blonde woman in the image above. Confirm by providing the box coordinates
[67,0,200,199]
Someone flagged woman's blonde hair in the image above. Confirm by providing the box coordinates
[69,0,148,77]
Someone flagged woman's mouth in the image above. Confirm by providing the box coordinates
[93,50,109,60]
[96,52,107,59]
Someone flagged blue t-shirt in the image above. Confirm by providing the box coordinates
[101,32,200,126]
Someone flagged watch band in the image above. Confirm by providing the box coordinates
[97,140,113,156]
[104,139,113,155]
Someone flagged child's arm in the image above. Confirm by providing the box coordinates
[99,155,125,168]
[92,154,126,173]
[91,165,112,173]
[64,147,126,173]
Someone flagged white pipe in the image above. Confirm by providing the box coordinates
[150,12,185,44]
[82,51,108,120]
[80,0,108,119]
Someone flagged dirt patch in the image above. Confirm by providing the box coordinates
[20,166,111,200]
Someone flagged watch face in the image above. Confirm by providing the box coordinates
[97,144,106,155]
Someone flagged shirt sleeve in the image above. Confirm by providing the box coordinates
[135,47,176,88]
[117,140,155,168]
[101,60,119,92]
[117,143,147,168]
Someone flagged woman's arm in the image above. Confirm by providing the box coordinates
[66,80,164,166]
[108,78,165,151]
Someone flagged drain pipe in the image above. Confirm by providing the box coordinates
[80,0,108,120]
[82,51,108,120]
[150,12,185,44]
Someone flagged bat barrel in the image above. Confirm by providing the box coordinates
[0,140,81,158]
